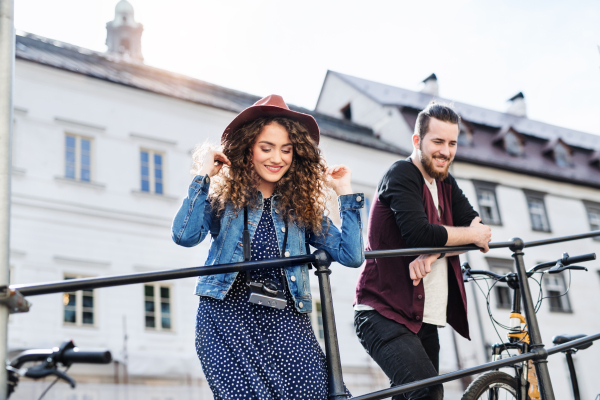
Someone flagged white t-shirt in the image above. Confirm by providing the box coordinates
[421,178,448,327]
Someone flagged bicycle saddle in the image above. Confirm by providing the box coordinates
[552,334,593,350]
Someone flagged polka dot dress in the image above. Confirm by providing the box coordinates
[195,197,346,399]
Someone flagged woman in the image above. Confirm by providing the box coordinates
[172,95,364,399]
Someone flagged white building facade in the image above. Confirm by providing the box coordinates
[7,8,600,399]
[316,71,600,400]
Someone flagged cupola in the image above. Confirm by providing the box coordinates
[106,0,144,61]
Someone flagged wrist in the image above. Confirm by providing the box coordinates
[198,168,212,178]
[334,186,353,196]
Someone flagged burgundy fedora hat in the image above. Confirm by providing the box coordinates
[221,95,320,145]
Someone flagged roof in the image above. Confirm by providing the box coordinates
[329,71,600,151]
[400,107,600,189]
[15,32,404,155]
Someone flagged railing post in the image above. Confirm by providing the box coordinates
[510,238,555,400]
[0,0,15,399]
[312,249,348,400]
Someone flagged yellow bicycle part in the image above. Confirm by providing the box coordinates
[506,312,540,400]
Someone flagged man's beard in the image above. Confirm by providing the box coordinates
[419,146,452,181]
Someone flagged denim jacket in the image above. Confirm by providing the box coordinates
[172,175,365,313]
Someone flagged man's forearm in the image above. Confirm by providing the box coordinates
[444,225,477,246]
[443,217,492,253]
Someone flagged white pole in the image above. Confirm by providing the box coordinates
[0,0,14,398]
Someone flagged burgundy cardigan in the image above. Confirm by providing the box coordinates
[354,159,478,339]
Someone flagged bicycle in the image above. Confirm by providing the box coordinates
[6,340,112,400]
[461,252,596,400]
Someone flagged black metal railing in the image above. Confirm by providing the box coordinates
[7,230,600,400]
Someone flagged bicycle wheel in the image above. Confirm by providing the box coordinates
[461,371,523,400]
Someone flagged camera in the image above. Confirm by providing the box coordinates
[248,280,287,309]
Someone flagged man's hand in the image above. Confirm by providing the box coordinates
[409,254,440,286]
[470,216,492,253]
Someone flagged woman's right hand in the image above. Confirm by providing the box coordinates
[197,150,231,178]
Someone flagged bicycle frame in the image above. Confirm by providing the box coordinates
[509,240,557,400]
[489,272,540,400]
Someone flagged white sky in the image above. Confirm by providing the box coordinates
[14,0,600,135]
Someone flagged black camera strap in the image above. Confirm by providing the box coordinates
[243,205,288,290]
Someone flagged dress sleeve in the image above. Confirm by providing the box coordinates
[171,175,214,247]
[379,161,448,247]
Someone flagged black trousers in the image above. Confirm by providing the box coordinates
[354,310,444,400]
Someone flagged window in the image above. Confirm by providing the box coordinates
[554,142,572,167]
[340,103,352,121]
[121,38,130,50]
[458,121,473,147]
[487,258,513,309]
[63,275,95,326]
[473,181,502,225]
[65,134,92,181]
[140,150,164,194]
[311,300,324,341]
[583,201,600,240]
[524,191,551,232]
[493,126,525,156]
[504,131,524,156]
[144,284,172,331]
[544,273,571,312]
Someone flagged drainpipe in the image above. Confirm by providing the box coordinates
[0,0,15,399]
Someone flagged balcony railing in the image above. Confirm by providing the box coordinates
[5,230,600,400]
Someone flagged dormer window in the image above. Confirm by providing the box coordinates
[589,150,600,169]
[554,142,571,167]
[504,131,523,156]
[492,126,524,156]
[458,121,473,147]
[542,138,572,167]
[340,103,352,121]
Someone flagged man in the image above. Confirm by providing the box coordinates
[354,102,492,400]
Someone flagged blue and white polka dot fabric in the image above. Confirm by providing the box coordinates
[195,197,346,399]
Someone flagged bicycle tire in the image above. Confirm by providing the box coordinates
[461,371,527,400]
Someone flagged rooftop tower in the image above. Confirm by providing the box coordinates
[106,0,144,61]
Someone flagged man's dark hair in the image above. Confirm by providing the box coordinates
[414,102,461,140]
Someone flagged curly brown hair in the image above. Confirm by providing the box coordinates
[201,117,330,234]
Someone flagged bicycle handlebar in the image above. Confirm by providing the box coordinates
[529,252,596,273]
[463,269,507,281]
[9,344,112,368]
[561,253,596,265]
[62,349,112,364]
[463,252,595,281]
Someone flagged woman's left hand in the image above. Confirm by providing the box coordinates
[326,165,353,196]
